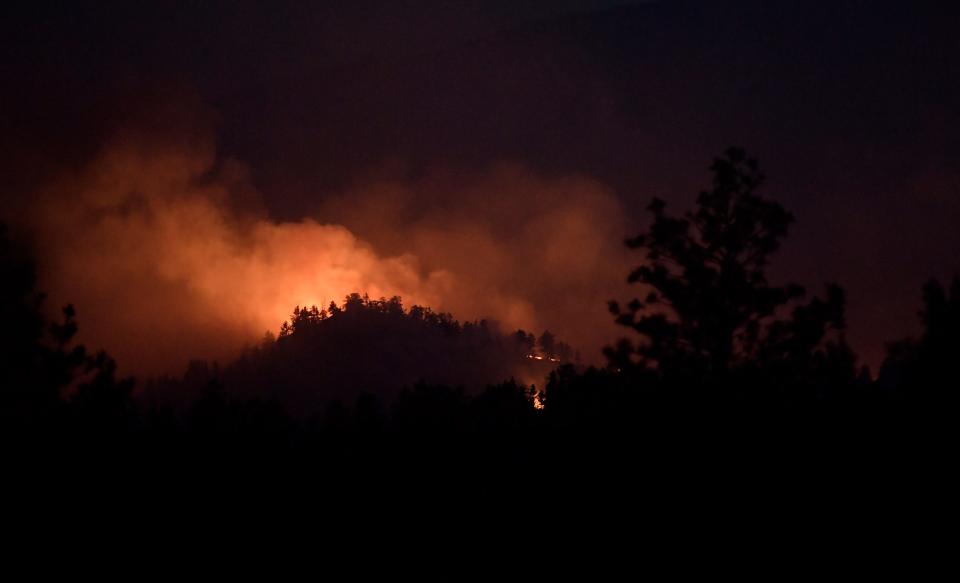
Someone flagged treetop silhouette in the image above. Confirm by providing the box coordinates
[879,276,960,405]
[608,148,851,385]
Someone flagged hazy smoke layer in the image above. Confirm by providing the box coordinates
[25,116,631,376]
[319,165,632,364]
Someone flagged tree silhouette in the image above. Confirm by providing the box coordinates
[2,225,90,419]
[538,330,556,359]
[1,223,133,447]
[608,148,852,388]
[879,276,960,407]
[513,330,536,356]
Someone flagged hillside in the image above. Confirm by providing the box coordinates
[156,294,571,414]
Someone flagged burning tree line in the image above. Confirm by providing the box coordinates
[277,296,575,364]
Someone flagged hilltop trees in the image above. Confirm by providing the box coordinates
[608,148,854,390]
[218,293,563,414]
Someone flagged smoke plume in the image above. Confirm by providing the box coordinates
[20,102,632,376]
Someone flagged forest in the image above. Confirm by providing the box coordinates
[2,149,957,484]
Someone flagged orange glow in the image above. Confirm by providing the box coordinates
[533,391,544,410]
[28,118,630,376]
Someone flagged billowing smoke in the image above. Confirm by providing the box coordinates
[317,165,633,365]
[18,101,632,377]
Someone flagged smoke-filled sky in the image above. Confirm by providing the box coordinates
[2,0,959,374]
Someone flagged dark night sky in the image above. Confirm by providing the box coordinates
[2,0,959,371]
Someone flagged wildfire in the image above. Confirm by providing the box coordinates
[532,391,544,410]
[525,354,560,363]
